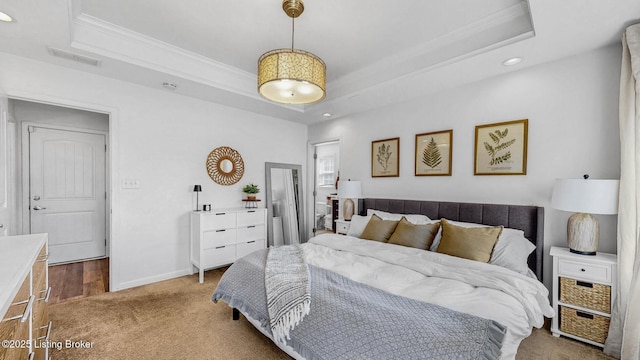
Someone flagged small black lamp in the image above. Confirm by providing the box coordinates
[193,185,202,211]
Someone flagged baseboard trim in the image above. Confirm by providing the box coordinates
[114,268,192,291]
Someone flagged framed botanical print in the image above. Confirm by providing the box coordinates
[415,130,453,176]
[372,137,399,177]
[474,119,528,175]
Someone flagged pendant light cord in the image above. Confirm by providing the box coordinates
[291,13,295,51]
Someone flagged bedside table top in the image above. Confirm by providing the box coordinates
[550,246,617,264]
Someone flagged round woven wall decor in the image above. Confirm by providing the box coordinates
[206,146,245,185]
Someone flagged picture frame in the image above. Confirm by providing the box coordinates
[372,137,400,177]
[474,119,528,175]
[415,130,453,176]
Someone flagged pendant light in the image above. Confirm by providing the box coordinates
[258,0,326,104]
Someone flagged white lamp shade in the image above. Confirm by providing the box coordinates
[551,178,619,215]
[337,181,362,199]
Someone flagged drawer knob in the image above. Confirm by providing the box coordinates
[581,268,586,272]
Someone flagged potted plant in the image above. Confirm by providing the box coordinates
[242,183,260,200]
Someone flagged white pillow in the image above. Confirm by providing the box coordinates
[491,229,536,275]
[366,209,431,225]
[346,214,372,238]
[430,219,535,275]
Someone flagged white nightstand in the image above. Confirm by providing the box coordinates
[550,246,617,347]
[334,220,351,235]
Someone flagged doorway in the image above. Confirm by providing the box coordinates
[14,99,110,265]
[312,141,340,237]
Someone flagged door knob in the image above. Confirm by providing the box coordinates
[33,205,47,210]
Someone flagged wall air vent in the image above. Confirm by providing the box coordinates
[47,47,102,67]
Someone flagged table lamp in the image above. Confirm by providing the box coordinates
[193,185,202,211]
[551,175,619,255]
[337,180,362,221]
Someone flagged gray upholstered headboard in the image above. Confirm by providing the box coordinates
[358,198,544,280]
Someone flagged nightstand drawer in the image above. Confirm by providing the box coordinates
[335,220,351,235]
[558,258,611,283]
[560,306,610,344]
[560,277,611,313]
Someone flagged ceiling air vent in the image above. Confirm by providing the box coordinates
[47,48,102,67]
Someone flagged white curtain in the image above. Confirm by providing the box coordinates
[604,23,640,359]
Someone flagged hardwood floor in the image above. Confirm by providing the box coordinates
[48,258,109,305]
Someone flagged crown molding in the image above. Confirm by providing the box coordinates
[328,2,534,99]
[70,13,305,113]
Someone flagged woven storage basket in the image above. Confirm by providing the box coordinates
[560,306,610,344]
[560,277,610,313]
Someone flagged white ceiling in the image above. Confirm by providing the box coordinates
[1,0,639,125]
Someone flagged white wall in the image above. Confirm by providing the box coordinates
[12,100,109,131]
[0,52,308,290]
[308,44,622,290]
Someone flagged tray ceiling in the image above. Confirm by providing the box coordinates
[1,0,639,124]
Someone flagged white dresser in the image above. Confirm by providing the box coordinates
[0,233,51,360]
[190,208,267,283]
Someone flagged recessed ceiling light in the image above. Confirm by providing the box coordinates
[322,112,332,118]
[502,57,522,66]
[162,82,177,90]
[0,11,13,22]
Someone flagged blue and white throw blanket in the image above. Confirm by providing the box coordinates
[212,246,507,360]
[265,244,310,344]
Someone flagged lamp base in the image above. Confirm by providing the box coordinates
[567,213,599,256]
[343,198,355,221]
[569,248,596,256]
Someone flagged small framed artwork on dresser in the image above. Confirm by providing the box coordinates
[415,130,453,176]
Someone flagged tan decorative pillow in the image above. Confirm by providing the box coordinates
[359,214,399,242]
[436,219,503,262]
[388,217,440,250]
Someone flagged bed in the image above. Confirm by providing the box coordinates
[212,198,554,360]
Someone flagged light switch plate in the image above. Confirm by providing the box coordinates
[121,178,140,189]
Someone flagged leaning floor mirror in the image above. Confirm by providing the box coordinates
[265,162,305,247]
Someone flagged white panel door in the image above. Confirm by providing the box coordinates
[29,126,106,264]
[0,106,8,236]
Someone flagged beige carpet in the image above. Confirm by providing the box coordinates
[49,268,615,360]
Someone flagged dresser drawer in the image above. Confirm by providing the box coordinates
[237,239,265,259]
[560,277,611,313]
[237,210,265,227]
[202,245,236,268]
[237,224,265,242]
[202,229,237,249]
[0,274,31,360]
[201,212,236,230]
[558,258,612,284]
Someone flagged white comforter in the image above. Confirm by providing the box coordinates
[303,233,555,360]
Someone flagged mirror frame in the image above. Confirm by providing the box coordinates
[206,146,245,185]
[265,162,305,246]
